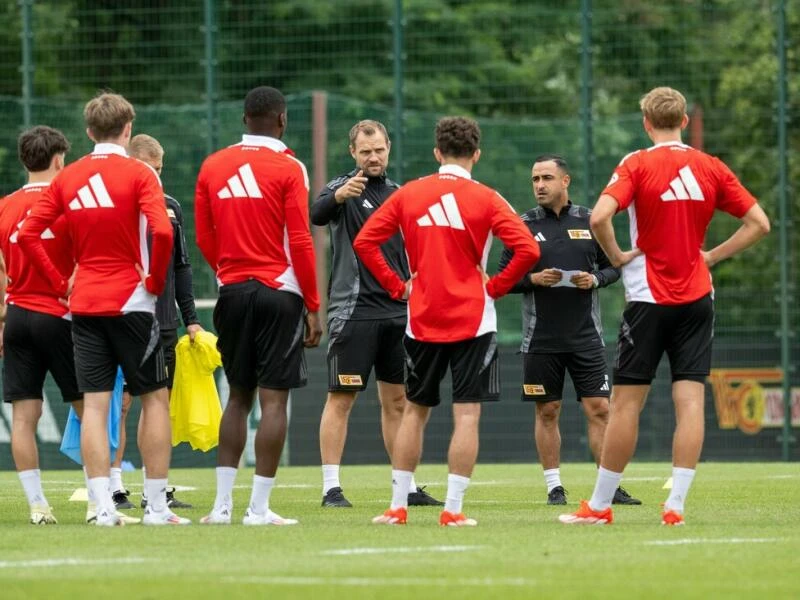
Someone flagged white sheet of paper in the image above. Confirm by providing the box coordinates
[552,269,582,288]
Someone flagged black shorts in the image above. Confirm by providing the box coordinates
[327,317,405,392]
[404,333,500,407]
[613,294,714,385]
[213,280,306,390]
[2,305,82,403]
[522,346,610,402]
[72,312,167,397]
[161,328,179,390]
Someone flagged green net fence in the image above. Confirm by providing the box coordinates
[0,0,797,467]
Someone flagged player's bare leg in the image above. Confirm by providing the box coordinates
[241,387,297,525]
[373,402,429,525]
[110,392,133,509]
[582,395,639,505]
[377,381,439,505]
[319,391,357,506]
[81,391,118,525]
[560,385,647,525]
[12,399,56,524]
[139,386,187,525]
[535,400,566,504]
[662,380,705,524]
[440,403,480,526]
[581,396,609,465]
[201,385,253,524]
[11,399,41,472]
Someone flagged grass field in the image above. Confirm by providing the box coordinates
[0,462,798,599]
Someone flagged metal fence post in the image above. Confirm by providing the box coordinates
[580,0,593,203]
[19,0,34,128]
[775,0,794,461]
[203,0,218,157]
[392,0,404,183]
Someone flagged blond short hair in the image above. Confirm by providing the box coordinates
[84,93,135,141]
[349,120,390,147]
[129,134,164,161]
[639,87,686,130]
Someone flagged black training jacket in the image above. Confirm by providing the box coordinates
[498,202,619,353]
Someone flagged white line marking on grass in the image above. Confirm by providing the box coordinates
[766,474,799,479]
[225,576,535,587]
[622,476,663,481]
[644,538,785,546]
[321,545,484,556]
[233,483,316,489]
[0,557,150,569]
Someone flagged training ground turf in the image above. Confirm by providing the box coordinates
[0,462,798,599]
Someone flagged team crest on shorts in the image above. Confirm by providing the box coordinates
[338,374,363,386]
[567,229,592,240]
[523,384,546,395]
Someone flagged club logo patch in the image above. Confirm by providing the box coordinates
[568,229,592,240]
[523,384,546,396]
[338,374,363,386]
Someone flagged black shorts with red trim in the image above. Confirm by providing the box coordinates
[326,317,405,392]
[72,312,167,397]
[613,294,714,385]
[522,346,610,402]
[213,280,307,391]
[2,304,82,403]
[403,332,500,407]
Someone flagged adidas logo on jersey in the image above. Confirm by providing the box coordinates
[534,232,546,242]
[362,199,374,209]
[660,166,705,202]
[9,211,54,243]
[416,193,464,229]
[217,163,262,199]
[68,174,115,210]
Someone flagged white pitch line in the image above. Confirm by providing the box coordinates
[0,557,150,569]
[644,538,785,547]
[321,545,484,556]
[225,576,535,587]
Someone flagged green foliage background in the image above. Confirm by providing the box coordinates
[0,0,796,347]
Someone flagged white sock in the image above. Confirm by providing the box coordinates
[588,467,623,511]
[409,474,418,493]
[145,478,168,512]
[322,464,340,495]
[665,467,696,514]
[19,469,47,507]
[444,473,470,514]
[83,467,96,504]
[390,469,413,510]
[88,477,113,513]
[543,468,562,493]
[109,467,123,494]
[141,466,147,500]
[213,466,238,511]
[249,475,275,515]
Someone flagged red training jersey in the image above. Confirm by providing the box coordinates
[0,183,73,319]
[195,134,320,312]
[353,164,540,343]
[601,141,757,305]
[18,143,173,316]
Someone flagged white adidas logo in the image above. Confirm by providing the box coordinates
[660,166,705,202]
[217,163,262,199]
[534,232,546,242]
[416,193,464,229]
[9,210,54,243]
[68,174,115,210]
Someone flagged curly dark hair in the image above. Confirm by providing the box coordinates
[435,116,481,158]
[18,126,70,172]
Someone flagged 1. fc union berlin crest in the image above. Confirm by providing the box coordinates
[708,368,799,435]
